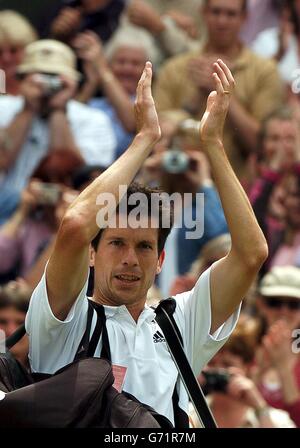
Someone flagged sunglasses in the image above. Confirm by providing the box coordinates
[264,297,300,310]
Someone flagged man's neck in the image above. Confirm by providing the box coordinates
[92,294,146,323]
[126,302,147,322]
[205,41,243,61]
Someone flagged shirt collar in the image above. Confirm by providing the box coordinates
[96,302,156,324]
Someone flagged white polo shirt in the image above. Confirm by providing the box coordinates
[25,264,240,425]
[0,95,116,193]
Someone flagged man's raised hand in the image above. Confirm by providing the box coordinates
[134,61,161,145]
[199,59,235,147]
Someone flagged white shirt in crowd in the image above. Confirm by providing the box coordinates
[26,264,240,425]
[252,27,300,85]
[0,95,116,193]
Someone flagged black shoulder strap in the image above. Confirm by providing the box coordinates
[155,298,217,429]
[87,301,111,360]
[74,300,95,361]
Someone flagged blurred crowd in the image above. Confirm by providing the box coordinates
[0,0,300,428]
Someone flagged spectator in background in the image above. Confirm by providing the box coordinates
[190,317,295,427]
[0,280,31,365]
[252,0,300,87]
[240,0,281,45]
[254,266,300,427]
[124,0,204,64]
[44,0,125,44]
[250,111,300,274]
[0,10,37,96]
[154,0,283,183]
[73,26,157,159]
[0,39,116,198]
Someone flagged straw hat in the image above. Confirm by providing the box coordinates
[259,266,300,300]
[17,39,81,81]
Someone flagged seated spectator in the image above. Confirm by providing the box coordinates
[44,0,125,44]
[252,0,300,87]
[190,317,295,427]
[0,10,37,96]
[0,39,116,195]
[124,0,204,63]
[154,0,283,182]
[73,26,157,158]
[254,266,300,427]
[0,279,31,365]
[252,164,300,274]
[253,108,300,178]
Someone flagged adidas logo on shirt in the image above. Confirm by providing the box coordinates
[153,330,166,343]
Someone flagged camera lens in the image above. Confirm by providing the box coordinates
[162,149,190,174]
[201,369,230,395]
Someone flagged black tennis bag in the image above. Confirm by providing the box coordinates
[0,300,173,428]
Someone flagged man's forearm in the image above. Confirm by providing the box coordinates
[228,97,260,153]
[48,110,84,159]
[65,133,155,242]
[203,140,267,260]
[0,108,34,170]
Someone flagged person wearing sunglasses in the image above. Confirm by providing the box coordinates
[254,266,300,427]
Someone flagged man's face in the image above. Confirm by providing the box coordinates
[259,296,300,330]
[263,118,298,170]
[284,176,300,229]
[203,0,246,48]
[91,217,164,308]
[110,46,146,95]
[0,306,25,337]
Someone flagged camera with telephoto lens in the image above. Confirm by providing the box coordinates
[34,74,64,97]
[201,369,230,395]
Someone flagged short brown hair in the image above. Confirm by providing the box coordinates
[91,182,174,257]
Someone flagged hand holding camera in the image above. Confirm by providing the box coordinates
[202,367,268,412]
[20,74,45,114]
[21,73,75,114]
[30,181,62,207]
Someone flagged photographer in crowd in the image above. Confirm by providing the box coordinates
[0,38,116,201]
[190,318,295,427]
